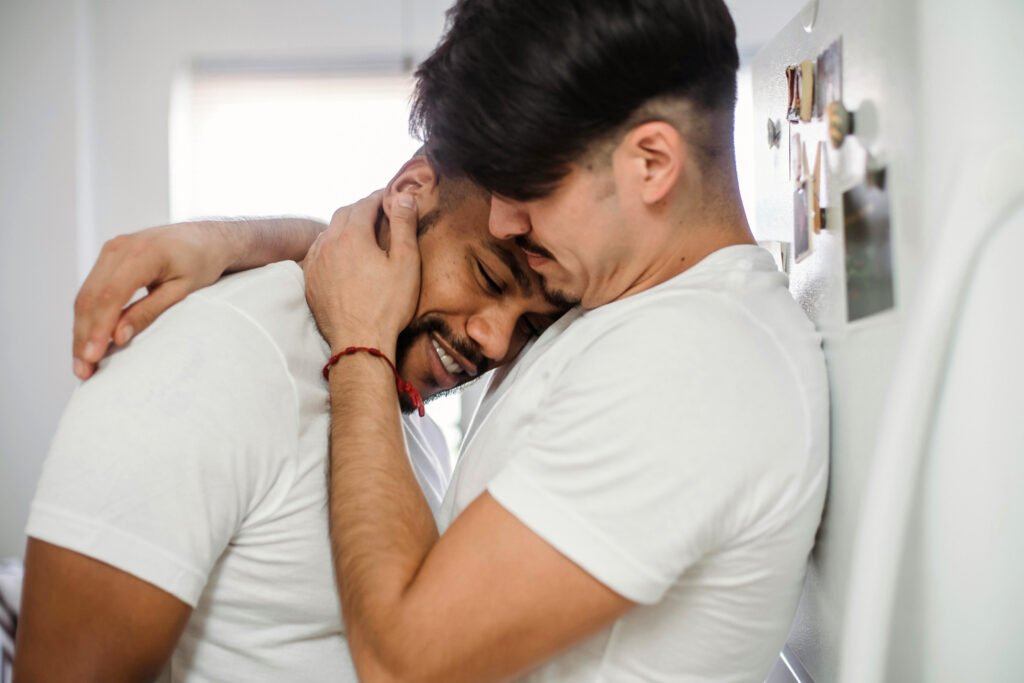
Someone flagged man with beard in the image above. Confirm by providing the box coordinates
[295,0,828,680]
[59,1,828,680]
[14,154,564,682]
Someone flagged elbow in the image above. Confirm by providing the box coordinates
[349,628,451,683]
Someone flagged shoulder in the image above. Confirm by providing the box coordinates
[29,270,307,605]
[558,285,809,399]
[99,267,301,403]
[527,257,826,469]
[192,262,329,385]
[191,262,313,345]
[195,261,307,315]
[54,267,306,476]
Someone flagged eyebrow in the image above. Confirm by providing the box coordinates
[485,242,533,297]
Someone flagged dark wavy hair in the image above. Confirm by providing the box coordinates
[411,0,740,201]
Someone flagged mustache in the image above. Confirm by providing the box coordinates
[514,235,555,261]
[397,314,487,373]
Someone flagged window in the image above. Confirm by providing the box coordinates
[172,69,465,465]
[172,71,422,220]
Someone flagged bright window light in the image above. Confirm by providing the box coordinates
[171,70,464,464]
[173,72,423,221]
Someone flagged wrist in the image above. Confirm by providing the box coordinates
[322,317,397,359]
[329,338,396,360]
[208,219,248,273]
[323,345,423,416]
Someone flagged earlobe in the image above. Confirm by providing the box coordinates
[383,156,438,218]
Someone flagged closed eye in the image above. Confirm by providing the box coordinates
[477,261,502,295]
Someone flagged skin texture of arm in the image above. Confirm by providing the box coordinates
[72,216,325,380]
[304,195,634,682]
[14,538,192,683]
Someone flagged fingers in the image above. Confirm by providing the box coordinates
[113,280,189,346]
[72,234,175,379]
[353,189,385,225]
[303,190,421,352]
[329,191,384,234]
[72,236,160,378]
[302,232,323,275]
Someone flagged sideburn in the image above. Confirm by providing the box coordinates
[373,206,442,250]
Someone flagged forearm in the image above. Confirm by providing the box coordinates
[195,216,326,272]
[326,353,439,677]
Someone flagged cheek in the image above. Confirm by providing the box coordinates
[415,253,470,314]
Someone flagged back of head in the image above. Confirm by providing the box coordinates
[412,0,740,201]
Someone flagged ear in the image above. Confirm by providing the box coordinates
[614,121,684,205]
[382,156,438,218]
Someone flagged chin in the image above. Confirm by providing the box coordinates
[397,364,432,399]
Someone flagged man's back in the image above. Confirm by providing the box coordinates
[27,263,449,681]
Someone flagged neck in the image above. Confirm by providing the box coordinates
[613,187,756,303]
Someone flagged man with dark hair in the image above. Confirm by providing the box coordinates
[67,1,827,680]
[307,0,827,679]
[16,156,564,682]
[413,0,741,206]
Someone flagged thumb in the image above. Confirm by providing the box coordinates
[389,191,419,252]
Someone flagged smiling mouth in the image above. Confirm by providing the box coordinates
[430,334,481,380]
[431,338,462,375]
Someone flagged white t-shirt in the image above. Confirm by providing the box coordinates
[440,245,829,682]
[27,262,450,683]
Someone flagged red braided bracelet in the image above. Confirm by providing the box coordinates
[322,346,425,417]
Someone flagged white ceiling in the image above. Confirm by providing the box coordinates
[726,0,809,60]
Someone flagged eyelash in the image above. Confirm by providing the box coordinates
[477,261,541,339]
[477,262,502,295]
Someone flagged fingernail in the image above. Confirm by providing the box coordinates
[119,325,134,344]
[74,359,88,379]
[398,194,415,209]
[83,341,97,361]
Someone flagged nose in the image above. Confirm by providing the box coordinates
[489,196,531,240]
[466,304,519,363]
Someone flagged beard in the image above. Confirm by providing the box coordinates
[513,235,581,308]
[394,314,485,414]
[535,273,580,309]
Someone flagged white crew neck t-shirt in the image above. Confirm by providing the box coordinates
[27,262,450,683]
[441,245,829,682]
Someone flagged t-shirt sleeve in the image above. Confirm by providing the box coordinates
[26,295,299,607]
[487,304,803,604]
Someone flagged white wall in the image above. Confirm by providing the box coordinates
[752,1,1024,681]
[91,0,452,245]
[875,0,1024,678]
[0,0,90,559]
[750,1,919,674]
[0,0,454,560]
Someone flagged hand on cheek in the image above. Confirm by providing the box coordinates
[304,190,422,356]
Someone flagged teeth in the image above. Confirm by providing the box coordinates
[431,339,462,375]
